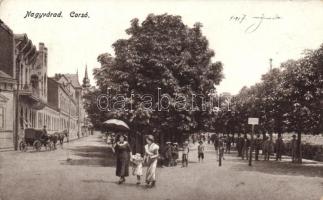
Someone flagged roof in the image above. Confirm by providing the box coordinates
[0,70,15,83]
[0,70,12,79]
[62,74,81,88]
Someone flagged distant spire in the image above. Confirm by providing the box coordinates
[82,64,90,88]
[269,58,273,71]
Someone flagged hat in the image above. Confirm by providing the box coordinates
[173,142,178,145]
[145,135,154,142]
[166,141,171,144]
[292,135,296,138]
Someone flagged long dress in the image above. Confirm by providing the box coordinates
[145,143,159,182]
[115,141,131,177]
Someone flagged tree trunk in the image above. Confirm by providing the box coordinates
[297,131,302,163]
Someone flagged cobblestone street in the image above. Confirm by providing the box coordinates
[1,133,322,200]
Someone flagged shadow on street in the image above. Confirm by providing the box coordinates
[61,145,116,167]
[230,158,323,178]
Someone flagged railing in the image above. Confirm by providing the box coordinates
[19,84,40,98]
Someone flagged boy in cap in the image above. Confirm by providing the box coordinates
[182,141,190,167]
[198,140,205,163]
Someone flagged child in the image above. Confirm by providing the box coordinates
[131,153,143,184]
[182,141,189,167]
[198,140,205,162]
[171,142,179,166]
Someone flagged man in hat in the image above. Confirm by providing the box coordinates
[213,133,220,160]
[164,141,172,167]
[241,136,250,160]
[291,135,297,163]
[236,134,244,157]
[41,125,49,144]
[254,134,262,161]
[182,140,190,167]
[275,134,285,161]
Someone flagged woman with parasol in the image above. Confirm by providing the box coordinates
[113,134,132,184]
[104,119,132,184]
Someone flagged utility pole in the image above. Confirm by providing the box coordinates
[249,124,254,166]
[248,118,259,166]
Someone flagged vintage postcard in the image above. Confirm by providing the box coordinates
[0,1,322,200]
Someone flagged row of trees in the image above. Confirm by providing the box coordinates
[215,44,323,163]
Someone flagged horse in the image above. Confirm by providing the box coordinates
[49,130,69,149]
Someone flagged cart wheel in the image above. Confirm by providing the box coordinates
[33,140,42,151]
[19,141,27,152]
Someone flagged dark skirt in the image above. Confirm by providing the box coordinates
[116,157,129,177]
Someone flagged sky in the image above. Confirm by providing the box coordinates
[1,0,323,94]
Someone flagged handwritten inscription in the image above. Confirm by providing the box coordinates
[229,14,281,33]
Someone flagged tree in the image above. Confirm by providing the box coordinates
[91,14,223,152]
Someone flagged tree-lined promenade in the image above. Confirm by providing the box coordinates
[83,13,323,162]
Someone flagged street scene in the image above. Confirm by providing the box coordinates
[0,1,323,200]
[1,133,323,200]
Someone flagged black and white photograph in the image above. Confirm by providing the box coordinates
[0,0,323,200]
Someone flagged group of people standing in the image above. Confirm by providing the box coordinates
[210,133,298,162]
[163,141,179,167]
[235,134,298,162]
[112,134,159,188]
[163,139,206,167]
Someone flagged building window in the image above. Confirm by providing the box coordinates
[0,106,4,129]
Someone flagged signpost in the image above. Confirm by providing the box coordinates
[248,118,259,166]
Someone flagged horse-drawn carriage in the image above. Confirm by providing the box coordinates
[19,128,54,152]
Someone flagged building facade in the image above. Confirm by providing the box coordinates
[0,20,16,150]
[0,19,90,150]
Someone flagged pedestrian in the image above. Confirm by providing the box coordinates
[275,135,285,161]
[113,134,132,184]
[225,135,232,154]
[164,141,172,167]
[41,125,49,147]
[131,153,144,185]
[182,140,189,167]
[171,142,179,166]
[144,135,159,188]
[213,133,219,160]
[241,136,249,160]
[263,136,273,161]
[254,134,262,161]
[207,133,211,144]
[291,135,297,163]
[198,140,205,163]
[236,134,243,157]
[219,136,226,160]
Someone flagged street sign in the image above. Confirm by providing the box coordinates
[248,118,259,125]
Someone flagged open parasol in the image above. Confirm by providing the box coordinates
[103,119,130,131]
